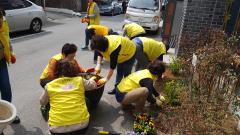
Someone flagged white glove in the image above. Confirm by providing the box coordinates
[156,95,166,107]
[95,64,101,75]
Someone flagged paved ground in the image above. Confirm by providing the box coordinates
[2,12,162,135]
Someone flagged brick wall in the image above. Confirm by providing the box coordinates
[178,0,227,55]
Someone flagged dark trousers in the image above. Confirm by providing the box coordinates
[115,56,135,87]
[134,43,149,71]
[85,28,91,48]
[0,59,12,102]
[50,126,88,135]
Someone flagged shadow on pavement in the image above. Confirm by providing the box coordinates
[11,31,52,43]
[11,124,44,135]
[87,100,134,134]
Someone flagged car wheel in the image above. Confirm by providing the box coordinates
[30,18,42,33]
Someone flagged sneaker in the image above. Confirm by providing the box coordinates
[81,46,88,50]
[107,89,116,95]
[12,116,20,124]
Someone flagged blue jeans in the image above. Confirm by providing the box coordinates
[0,59,12,102]
[115,56,135,87]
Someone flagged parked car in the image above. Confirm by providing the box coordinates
[98,0,122,16]
[0,0,46,33]
[124,0,164,32]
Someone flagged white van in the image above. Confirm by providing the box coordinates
[124,0,163,32]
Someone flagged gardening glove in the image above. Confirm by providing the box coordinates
[95,64,101,75]
[11,53,16,64]
[97,78,107,86]
[156,95,165,107]
[89,76,97,81]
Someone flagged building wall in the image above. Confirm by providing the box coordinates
[183,0,226,37]
[45,0,83,12]
[178,0,227,55]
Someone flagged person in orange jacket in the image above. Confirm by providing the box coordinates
[40,43,86,88]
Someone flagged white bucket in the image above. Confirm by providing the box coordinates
[0,100,17,134]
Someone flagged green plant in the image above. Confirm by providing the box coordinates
[133,113,156,135]
[156,29,240,135]
[169,57,182,74]
[164,80,183,106]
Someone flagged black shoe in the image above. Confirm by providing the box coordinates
[1,133,4,135]
[107,89,116,95]
[81,46,88,50]
[12,116,20,124]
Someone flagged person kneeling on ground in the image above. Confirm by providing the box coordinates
[81,25,118,64]
[40,43,86,88]
[132,37,169,71]
[115,60,166,113]
[40,59,97,135]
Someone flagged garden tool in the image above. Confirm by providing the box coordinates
[98,130,121,135]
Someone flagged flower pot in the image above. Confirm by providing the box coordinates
[85,84,105,110]
[0,100,17,134]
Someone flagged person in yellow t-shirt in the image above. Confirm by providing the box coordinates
[122,23,146,40]
[81,25,119,63]
[116,60,166,113]
[0,9,20,124]
[132,37,169,71]
[90,35,136,95]
[82,0,100,25]
[40,43,86,88]
[40,59,97,135]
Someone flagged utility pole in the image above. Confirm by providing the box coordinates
[42,0,46,9]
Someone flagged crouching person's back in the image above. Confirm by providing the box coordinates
[40,59,97,135]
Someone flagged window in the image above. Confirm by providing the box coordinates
[0,0,12,10]
[8,0,31,9]
[129,0,159,11]
[23,0,32,8]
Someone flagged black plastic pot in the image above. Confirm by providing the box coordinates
[40,73,105,121]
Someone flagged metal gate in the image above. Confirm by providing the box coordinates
[224,0,240,35]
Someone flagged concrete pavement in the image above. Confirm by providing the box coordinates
[3,12,164,135]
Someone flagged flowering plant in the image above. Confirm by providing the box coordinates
[133,113,156,135]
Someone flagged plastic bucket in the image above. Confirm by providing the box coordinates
[0,100,17,134]
[85,84,105,110]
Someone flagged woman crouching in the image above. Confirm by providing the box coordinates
[40,59,97,135]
